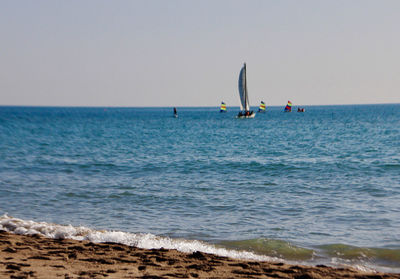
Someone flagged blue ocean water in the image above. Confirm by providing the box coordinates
[0,105,399,271]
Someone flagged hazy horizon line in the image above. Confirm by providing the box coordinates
[1,102,399,109]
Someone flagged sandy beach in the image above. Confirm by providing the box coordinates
[0,230,399,279]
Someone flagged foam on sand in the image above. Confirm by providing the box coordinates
[0,214,278,262]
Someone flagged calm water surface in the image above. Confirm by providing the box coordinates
[0,105,399,271]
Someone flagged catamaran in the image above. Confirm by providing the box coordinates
[237,63,255,118]
[220,102,227,112]
[258,101,266,112]
[284,101,292,112]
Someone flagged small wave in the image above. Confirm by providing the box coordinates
[220,238,314,261]
[2,214,400,273]
[220,239,400,272]
[319,244,400,268]
[107,191,138,199]
[379,163,400,170]
[0,214,277,262]
[64,192,94,199]
[222,160,302,174]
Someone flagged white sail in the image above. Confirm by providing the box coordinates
[238,64,250,111]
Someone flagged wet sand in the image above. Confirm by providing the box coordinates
[1,230,399,279]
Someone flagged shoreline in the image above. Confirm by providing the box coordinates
[1,231,399,279]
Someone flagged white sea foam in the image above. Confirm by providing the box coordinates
[330,257,376,273]
[1,214,394,273]
[0,214,277,262]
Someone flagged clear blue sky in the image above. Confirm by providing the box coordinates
[1,0,399,107]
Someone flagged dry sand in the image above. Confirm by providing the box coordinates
[1,230,399,279]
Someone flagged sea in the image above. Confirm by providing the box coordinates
[0,104,399,273]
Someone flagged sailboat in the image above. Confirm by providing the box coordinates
[220,102,227,112]
[173,107,178,118]
[258,101,266,112]
[237,63,255,118]
[284,101,292,112]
